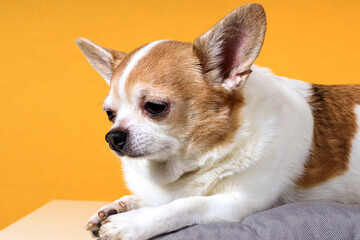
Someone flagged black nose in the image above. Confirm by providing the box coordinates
[105,130,127,152]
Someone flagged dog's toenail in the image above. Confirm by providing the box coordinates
[101,219,110,225]
[119,201,126,208]
[98,211,106,218]
[85,222,93,231]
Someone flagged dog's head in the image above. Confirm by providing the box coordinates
[76,3,266,162]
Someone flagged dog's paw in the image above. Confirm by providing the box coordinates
[99,209,150,240]
[85,195,143,238]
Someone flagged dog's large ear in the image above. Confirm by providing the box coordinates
[193,3,266,90]
[75,38,126,85]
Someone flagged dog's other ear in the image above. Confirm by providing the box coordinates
[75,38,126,85]
[193,3,266,90]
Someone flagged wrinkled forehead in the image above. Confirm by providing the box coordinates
[106,40,201,105]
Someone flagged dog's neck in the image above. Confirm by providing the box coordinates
[122,151,202,185]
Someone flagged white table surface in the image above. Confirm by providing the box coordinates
[0,200,110,240]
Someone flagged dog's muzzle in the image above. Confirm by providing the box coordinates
[105,130,127,155]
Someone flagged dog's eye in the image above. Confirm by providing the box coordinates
[106,110,116,121]
[144,102,167,116]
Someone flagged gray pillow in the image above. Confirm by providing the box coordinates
[153,202,360,240]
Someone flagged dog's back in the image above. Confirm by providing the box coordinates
[283,83,360,204]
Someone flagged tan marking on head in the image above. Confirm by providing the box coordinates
[109,46,143,101]
[118,40,244,153]
[297,84,360,188]
[124,41,197,99]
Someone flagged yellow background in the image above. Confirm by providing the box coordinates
[1,0,359,229]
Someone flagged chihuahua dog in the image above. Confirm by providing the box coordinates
[76,3,360,240]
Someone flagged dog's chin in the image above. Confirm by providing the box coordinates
[111,146,156,159]
[111,146,172,162]
[112,149,146,158]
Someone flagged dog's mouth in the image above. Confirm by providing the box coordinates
[108,143,126,157]
[107,142,149,159]
[108,142,171,159]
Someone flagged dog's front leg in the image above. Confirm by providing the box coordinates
[99,193,258,240]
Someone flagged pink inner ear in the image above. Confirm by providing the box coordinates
[97,57,111,70]
[221,28,250,79]
[224,69,251,89]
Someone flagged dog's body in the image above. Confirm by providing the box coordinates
[123,68,360,205]
[76,3,360,240]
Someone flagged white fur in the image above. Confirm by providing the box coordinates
[138,67,310,191]
[97,67,319,239]
[93,65,360,240]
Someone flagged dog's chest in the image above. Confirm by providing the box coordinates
[122,142,265,206]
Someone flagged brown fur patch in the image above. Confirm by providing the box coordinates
[296,84,360,188]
